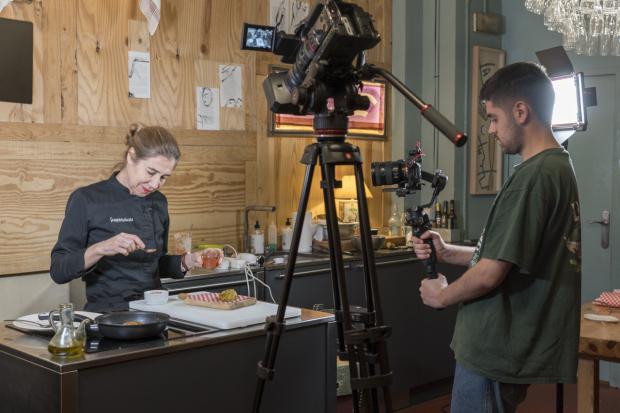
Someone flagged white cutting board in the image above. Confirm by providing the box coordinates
[129,296,301,330]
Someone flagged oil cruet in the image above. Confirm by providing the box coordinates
[47,303,87,357]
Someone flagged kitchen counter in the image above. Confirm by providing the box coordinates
[0,309,336,413]
[165,244,474,283]
[160,248,419,294]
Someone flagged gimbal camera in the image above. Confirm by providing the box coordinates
[371,143,447,278]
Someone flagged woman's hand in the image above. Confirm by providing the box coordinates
[412,230,447,262]
[183,251,204,270]
[83,233,146,269]
[94,233,146,257]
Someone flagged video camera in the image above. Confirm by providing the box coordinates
[371,143,447,199]
[243,0,380,116]
[243,0,467,147]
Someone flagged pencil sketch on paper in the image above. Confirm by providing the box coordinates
[219,64,243,109]
[270,0,309,34]
[196,86,220,130]
[128,51,150,99]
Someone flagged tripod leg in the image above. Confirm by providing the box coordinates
[354,163,394,413]
[252,145,319,413]
[319,160,365,411]
[319,163,347,358]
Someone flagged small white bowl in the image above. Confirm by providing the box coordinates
[144,290,169,305]
[217,259,231,270]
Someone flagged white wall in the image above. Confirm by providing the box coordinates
[0,272,69,320]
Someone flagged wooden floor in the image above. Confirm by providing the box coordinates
[337,383,620,413]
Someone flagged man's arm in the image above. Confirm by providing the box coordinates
[412,231,475,267]
[419,258,513,309]
[441,244,476,267]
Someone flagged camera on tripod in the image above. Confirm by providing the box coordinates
[245,3,466,412]
[242,0,380,117]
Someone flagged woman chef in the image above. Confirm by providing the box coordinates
[50,124,220,312]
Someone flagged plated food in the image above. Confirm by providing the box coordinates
[178,290,256,310]
[219,289,238,302]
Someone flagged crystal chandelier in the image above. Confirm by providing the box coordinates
[524,0,620,56]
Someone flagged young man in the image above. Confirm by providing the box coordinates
[413,62,581,413]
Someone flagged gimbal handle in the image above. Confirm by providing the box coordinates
[411,216,438,279]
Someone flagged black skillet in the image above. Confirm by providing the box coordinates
[85,311,169,340]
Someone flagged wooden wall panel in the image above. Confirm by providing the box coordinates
[0,0,391,276]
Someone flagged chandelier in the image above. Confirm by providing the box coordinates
[524,0,620,56]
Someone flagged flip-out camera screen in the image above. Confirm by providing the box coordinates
[551,72,586,131]
[241,23,275,52]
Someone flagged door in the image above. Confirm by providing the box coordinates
[567,68,620,387]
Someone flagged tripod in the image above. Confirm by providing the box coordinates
[253,112,393,413]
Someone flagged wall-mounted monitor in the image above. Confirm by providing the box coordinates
[0,17,33,104]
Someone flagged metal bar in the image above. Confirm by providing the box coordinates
[276,265,351,279]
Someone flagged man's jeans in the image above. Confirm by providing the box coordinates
[450,363,530,413]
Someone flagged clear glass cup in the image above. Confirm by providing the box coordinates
[173,231,192,254]
[202,249,222,270]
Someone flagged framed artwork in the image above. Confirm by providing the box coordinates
[268,67,387,138]
[469,46,506,195]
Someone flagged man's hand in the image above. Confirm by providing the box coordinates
[412,230,447,262]
[420,273,449,309]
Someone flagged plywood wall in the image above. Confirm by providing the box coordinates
[0,0,392,276]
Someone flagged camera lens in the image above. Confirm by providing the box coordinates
[371,160,406,186]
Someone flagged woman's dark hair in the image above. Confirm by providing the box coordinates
[479,62,555,126]
[115,124,181,171]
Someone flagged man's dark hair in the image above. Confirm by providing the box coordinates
[479,62,555,126]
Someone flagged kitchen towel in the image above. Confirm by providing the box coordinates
[140,0,161,36]
[593,291,620,308]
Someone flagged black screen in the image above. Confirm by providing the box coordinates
[0,17,33,104]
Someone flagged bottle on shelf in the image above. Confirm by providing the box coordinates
[448,200,457,230]
[250,220,264,254]
[388,204,401,236]
[281,218,293,252]
[268,220,278,253]
[441,201,449,228]
[435,202,442,228]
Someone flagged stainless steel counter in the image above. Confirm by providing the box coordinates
[0,309,337,413]
[0,308,333,373]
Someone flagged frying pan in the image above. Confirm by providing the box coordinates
[86,311,169,340]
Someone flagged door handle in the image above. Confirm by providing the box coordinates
[588,210,610,249]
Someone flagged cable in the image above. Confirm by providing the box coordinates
[243,264,276,303]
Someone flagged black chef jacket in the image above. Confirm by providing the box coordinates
[50,173,185,312]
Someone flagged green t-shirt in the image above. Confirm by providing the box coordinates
[451,147,581,384]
